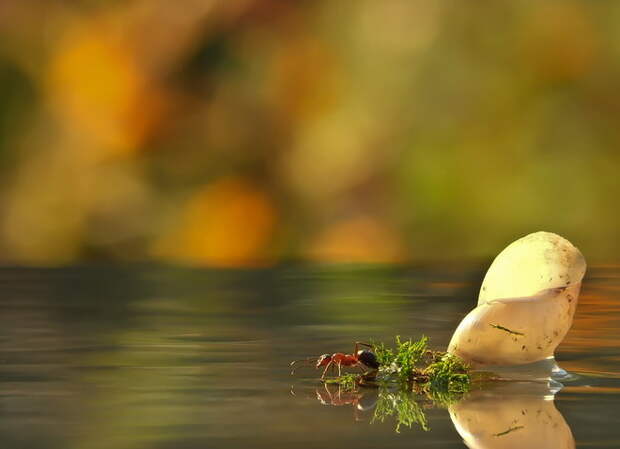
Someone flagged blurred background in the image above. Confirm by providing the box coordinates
[0,0,619,266]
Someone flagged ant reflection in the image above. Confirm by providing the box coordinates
[314,383,378,421]
[291,383,430,431]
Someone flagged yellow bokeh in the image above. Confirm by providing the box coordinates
[307,216,404,263]
[47,19,161,157]
[153,178,277,267]
[1,1,619,264]
[269,35,339,123]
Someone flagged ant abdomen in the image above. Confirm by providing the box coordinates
[357,350,380,369]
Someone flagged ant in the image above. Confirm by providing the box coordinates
[290,342,380,379]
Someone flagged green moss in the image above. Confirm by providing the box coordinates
[328,335,471,410]
[323,373,358,390]
[323,336,473,433]
[423,352,470,394]
[371,391,429,433]
[375,335,429,383]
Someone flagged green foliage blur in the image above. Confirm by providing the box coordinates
[0,1,618,265]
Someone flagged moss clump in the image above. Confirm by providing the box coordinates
[374,335,429,383]
[329,335,470,399]
[323,373,358,390]
[318,336,471,432]
[423,353,470,394]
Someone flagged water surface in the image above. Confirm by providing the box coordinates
[0,265,619,448]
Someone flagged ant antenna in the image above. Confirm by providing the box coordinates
[290,357,317,375]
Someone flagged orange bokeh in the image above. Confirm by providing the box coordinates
[153,177,277,267]
[47,18,162,157]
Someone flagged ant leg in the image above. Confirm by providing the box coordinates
[316,390,328,405]
[337,363,342,376]
[354,405,363,422]
[321,360,333,379]
[354,341,374,355]
[317,383,333,405]
[324,382,333,400]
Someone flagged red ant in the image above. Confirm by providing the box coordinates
[290,342,380,379]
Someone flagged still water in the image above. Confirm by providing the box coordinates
[0,265,619,448]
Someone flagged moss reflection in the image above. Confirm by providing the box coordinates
[302,374,467,433]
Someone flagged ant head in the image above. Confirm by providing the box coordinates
[316,354,332,368]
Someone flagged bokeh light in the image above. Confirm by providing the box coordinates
[0,0,619,265]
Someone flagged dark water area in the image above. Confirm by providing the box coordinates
[0,264,619,448]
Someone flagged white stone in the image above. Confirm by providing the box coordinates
[448,232,586,366]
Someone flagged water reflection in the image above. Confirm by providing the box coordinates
[450,382,574,449]
[295,383,432,431]
[1,266,619,448]
[298,380,575,448]
[314,383,378,421]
